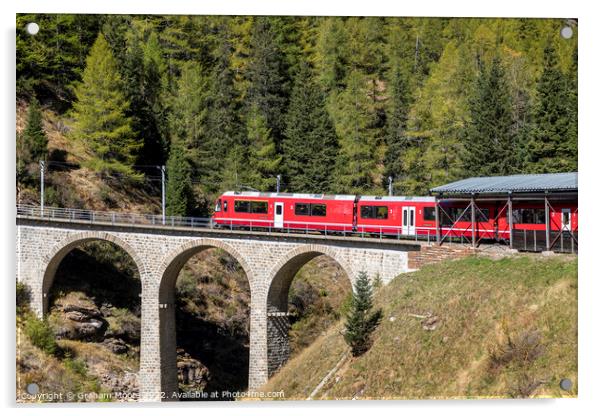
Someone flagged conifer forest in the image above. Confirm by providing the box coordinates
[17,15,578,216]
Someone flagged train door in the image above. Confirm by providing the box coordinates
[402,206,416,235]
[561,208,572,231]
[274,202,284,229]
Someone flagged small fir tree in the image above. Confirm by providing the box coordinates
[344,271,383,357]
[17,96,48,182]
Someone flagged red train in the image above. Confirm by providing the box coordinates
[212,191,578,242]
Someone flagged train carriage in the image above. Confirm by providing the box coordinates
[355,196,437,238]
[213,191,356,232]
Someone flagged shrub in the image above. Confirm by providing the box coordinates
[488,327,545,372]
[64,357,88,377]
[16,281,31,313]
[23,315,59,356]
[372,274,383,289]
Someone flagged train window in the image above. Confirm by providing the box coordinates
[458,209,472,222]
[295,203,310,216]
[215,199,222,212]
[477,208,490,222]
[511,208,546,224]
[234,200,250,213]
[250,201,268,214]
[375,206,388,219]
[361,205,388,220]
[360,206,372,219]
[423,207,436,221]
[223,201,228,212]
[311,204,327,217]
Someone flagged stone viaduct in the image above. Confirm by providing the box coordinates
[16,214,421,402]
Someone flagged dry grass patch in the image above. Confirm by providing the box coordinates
[259,255,577,400]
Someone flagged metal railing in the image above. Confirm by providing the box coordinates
[17,204,213,228]
[16,204,435,242]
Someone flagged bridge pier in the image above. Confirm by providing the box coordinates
[248,285,269,390]
[139,281,167,402]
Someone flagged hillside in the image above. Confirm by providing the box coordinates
[259,255,577,400]
[17,100,161,212]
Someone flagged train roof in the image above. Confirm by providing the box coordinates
[359,195,436,202]
[221,191,356,201]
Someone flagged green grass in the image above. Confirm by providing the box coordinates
[260,255,577,400]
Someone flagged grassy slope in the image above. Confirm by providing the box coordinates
[260,255,577,400]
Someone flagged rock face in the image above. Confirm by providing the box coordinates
[177,349,210,389]
[101,371,139,401]
[52,296,108,341]
[103,338,129,354]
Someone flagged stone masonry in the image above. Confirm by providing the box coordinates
[16,216,419,402]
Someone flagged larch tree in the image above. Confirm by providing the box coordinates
[245,105,281,192]
[282,62,338,193]
[71,33,141,178]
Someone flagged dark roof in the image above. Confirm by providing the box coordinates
[430,172,578,195]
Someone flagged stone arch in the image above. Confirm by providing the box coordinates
[265,244,354,376]
[266,244,354,311]
[157,238,254,303]
[41,231,146,314]
[155,238,254,399]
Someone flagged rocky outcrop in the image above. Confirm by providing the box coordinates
[102,338,129,354]
[177,349,210,389]
[100,371,139,401]
[52,296,108,341]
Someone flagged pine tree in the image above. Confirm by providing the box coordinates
[344,271,383,357]
[463,56,518,176]
[282,63,338,193]
[17,96,48,182]
[72,33,141,178]
[245,105,281,191]
[165,140,193,216]
[383,66,411,192]
[331,70,379,194]
[205,29,243,193]
[527,42,577,173]
[167,61,209,181]
[122,29,168,167]
[17,14,101,105]
[246,17,289,145]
